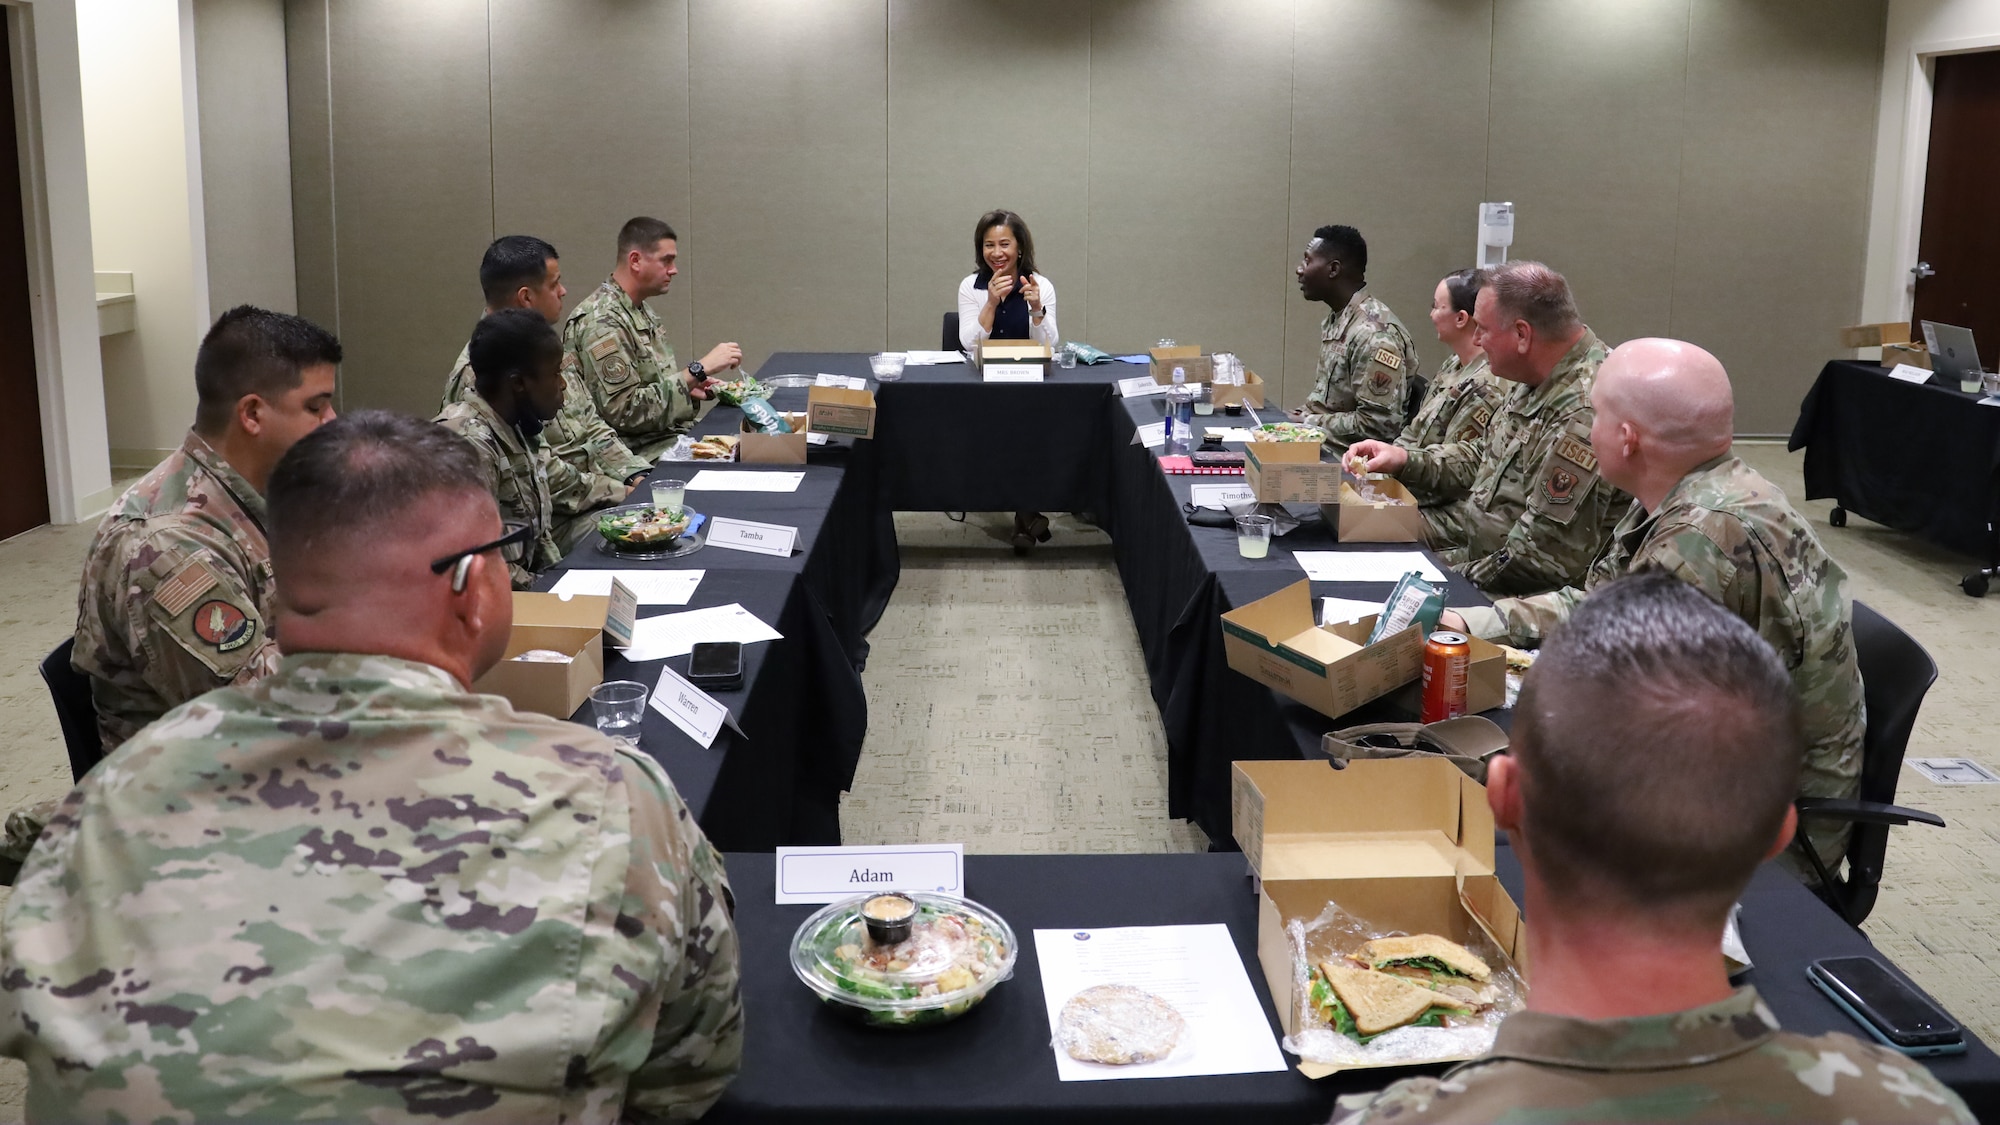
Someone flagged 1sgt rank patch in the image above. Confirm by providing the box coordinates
[1534,434,1600,525]
[191,599,255,652]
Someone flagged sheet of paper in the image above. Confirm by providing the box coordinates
[1134,421,1166,448]
[1119,374,1170,398]
[1204,426,1256,442]
[773,843,965,904]
[901,350,966,366]
[622,603,783,662]
[649,662,734,749]
[1320,596,1384,625]
[705,516,798,557]
[548,569,704,606]
[807,432,831,445]
[815,373,869,390]
[686,470,806,493]
[1885,363,1933,384]
[1188,483,1255,509]
[1034,924,1286,1082]
[1979,396,2000,408]
[1293,551,1446,583]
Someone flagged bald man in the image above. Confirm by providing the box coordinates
[1447,338,1865,875]
[0,412,742,1121]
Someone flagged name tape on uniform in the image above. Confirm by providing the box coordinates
[704,517,798,557]
[774,843,967,904]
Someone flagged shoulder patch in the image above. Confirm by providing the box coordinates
[153,560,218,616]
[1472,405,1493,429]
[1553,433,1598,475]
[587,334,620,361]
[190,599,255,652]
[1373,347,1403,371]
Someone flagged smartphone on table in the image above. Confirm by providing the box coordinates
[1807,955,1966,1057]
[687,641,744,691]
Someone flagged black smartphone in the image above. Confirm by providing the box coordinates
[687,641,744,691]
[1807,956,1965,1055]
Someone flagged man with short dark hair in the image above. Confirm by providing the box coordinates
[441,235,652,548]
[1,411,745,1121]
[563,216,745,460]
[436,308,566,588]
[1289,224,1418,453]
[1350,261,1630,597]
[73,304,340,751]
[1328,572,1973,1124]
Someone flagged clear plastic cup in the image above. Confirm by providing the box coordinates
[1193,383,1214,415]
[1056,343,1077,369]
[589,680,648,744]
[651,478,687,512]
[1235,513,1274,559]
[869,352,907,381]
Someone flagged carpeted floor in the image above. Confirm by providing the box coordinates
[0,442,1992,1116]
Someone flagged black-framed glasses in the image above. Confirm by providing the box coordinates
[430,520,535,592]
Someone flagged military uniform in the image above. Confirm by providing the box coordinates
[563,277,702,461]
[434,393,563,588]
[72,431,282,752]
[1328,987,1974,1124]
[1400,330,1630,597]
[1396,352,1505,540]
[1460,454,1867,871]
[0,652,744,1123]
[1300,288,1418,454]
[442,343,649,548]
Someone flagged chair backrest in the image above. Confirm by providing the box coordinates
[1839,600,1937,917]
[1403,373,1428,425]
[941,311,960,353]
[38,638,104,781]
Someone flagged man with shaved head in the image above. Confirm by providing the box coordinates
[1445,338,1865,874]
[0,412,743,1121]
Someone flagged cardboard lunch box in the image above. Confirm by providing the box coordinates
[977,341,1052,382]
[1231,757,1527,1077]
[1322,475,1423,543]
[806,385,877,439]
[1221,579,1505,720]
[1881,342,1932,371]
[740,412,810,464]
[1210,370,1268,409]
[1243,439,1342,504]
[1837,321,1912,350]
[1149,344,1214,384]
[472,592,609,720]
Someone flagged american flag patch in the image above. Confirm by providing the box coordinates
[153,560,219,616]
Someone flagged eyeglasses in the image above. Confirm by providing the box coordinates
[430,520,535,592]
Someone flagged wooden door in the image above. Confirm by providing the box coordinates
[1912,51,2000,371]
[0,16,49,538]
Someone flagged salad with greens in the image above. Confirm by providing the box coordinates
[596,504,692,547]
[1256,422,1325,443]
[790,893,1016,1028]
[710,377,772,406]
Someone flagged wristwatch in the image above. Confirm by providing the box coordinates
[1029,306,1046,320]
[687,360,706,381]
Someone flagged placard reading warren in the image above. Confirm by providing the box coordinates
[774,843,965,904]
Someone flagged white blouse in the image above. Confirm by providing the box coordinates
[957,272,1059,352]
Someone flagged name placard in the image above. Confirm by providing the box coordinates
[984,363,1045,383]
[649,662,739,749]
[704,517,798,557]
[774,843,966,904]
[1885,363,1933,385]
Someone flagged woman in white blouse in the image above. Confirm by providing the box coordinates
[958,209,1060,551]
[957,209,1058,354]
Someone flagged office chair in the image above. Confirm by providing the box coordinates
[38,638,104,782]
[941,311,960,353]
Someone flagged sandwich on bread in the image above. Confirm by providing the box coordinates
[1308,963,1474,1042]
[1359,934,1497,1007]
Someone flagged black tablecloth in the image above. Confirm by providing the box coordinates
[1790,360,2000,563]
[708,850,2000,1123]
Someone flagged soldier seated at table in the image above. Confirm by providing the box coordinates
[436,308,567,589]
[1348,261,1630,598]
[0,411,744,1122]
[1288,224,1418,455]
[1393,267,1506,513]
[1443,337,1865,878]
[564,216,745,461]
[1328,572,1973,1125]
[442,234,651,549]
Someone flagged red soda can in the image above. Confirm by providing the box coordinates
[1421,631,1470,723]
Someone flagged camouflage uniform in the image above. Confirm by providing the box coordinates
[1396,351,1505,538]
[0,652,744,1123]
[434,393,563,588]
[442,343,648,549]
[1300,287,1418,455]
[1328,987,1974,1124]
[1460,454,1867,871]
[1400,330,1631,597]
[563,277,702,461]
[72,431,282,753]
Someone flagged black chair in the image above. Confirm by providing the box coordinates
[1403,373,1428,425]
[39,638,104,781]
[1793,600,1946,926]
[941,311,960,353]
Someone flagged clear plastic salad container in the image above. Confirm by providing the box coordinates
[789,892,1017,1029]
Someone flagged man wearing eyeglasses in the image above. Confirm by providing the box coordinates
[436,309,567,588]
[0,411,744,1121]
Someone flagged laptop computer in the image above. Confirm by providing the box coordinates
[1920,321,1986,387]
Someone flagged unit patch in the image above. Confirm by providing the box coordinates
[191,599,254,652]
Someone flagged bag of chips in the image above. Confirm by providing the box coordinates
[1366,571,1445,645]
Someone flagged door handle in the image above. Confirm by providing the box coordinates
[1912,261,1936,280]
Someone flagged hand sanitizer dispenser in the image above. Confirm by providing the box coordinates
[1477,202,1514,269]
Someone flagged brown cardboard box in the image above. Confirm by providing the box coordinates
[1150,344,1213,384]
[1837,321,1912,349]
[1231,757,1527,1077]
[977,342,1051,382]
[740,412,809,464]
[1210,371,1267,409]
[472,592,609,719]
[1220,579,1505,719]
[1321,476,1422,542]
[806,385,877,439]
[1882,342,1932,370]
[1244,440,1341,504]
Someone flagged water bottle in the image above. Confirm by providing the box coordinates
[1166,376,1195,456]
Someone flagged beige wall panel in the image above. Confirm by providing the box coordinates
[327,0,492,416]
[195,0,298,316]
[886,0,1089,352]
[285,0,336,339]
[1488,0,1688,347]
[1671,0,1885,434]
[490,0,692,351]
[1086,0,1294,380]
[1284,0,1492,407]
[688,0,888,372]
